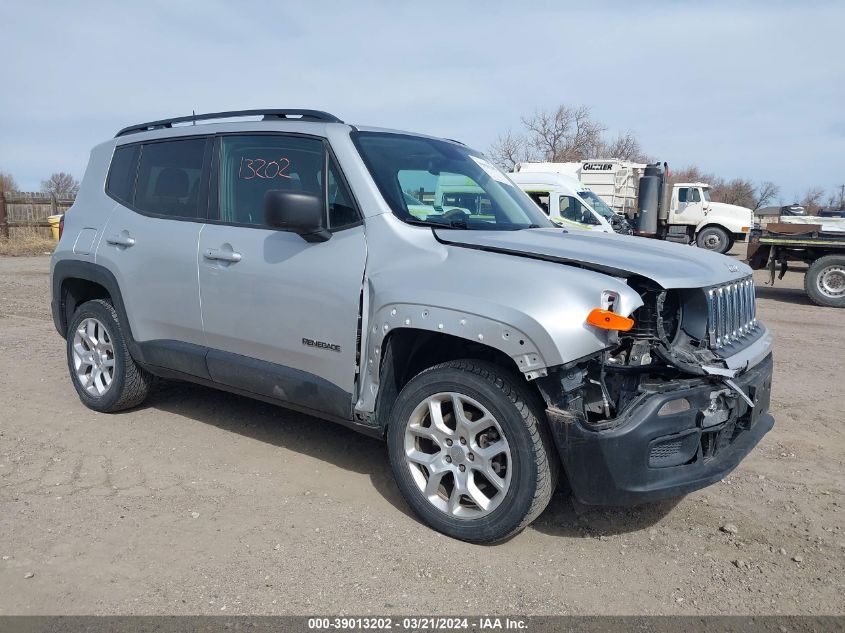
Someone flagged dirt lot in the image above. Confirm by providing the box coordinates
[0,252,843,616]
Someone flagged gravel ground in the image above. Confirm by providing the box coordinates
[0,251,843,615]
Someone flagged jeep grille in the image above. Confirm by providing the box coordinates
[707,277,757,348]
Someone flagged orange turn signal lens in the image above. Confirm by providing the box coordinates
[586,308,634,332]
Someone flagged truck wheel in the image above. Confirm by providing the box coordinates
[66,299,153,412]
[805,255,845,308]
[387,359,558,543]
[696,226,731,253]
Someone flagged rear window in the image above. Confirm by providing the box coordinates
[134,138,208,218]
[106,145,140,205]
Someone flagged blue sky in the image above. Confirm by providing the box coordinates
[1,1,843,202]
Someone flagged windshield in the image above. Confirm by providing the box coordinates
[702,188,712,202]
[353,132,554,230]
[578,191,617,219]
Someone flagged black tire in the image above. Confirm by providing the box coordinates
[387,359,558,543]
[804,255,845,308]
[696,226,731,254]
[66,299,152,412]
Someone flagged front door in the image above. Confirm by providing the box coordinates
[197,134,366,420]
[674,186,705,224]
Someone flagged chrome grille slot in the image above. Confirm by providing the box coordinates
[707,277,757,348]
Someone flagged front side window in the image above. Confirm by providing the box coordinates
[353,132,553,230]
[702,188,712,202]
[134,138,207,218]
[689,188,702,203]
[218,135,359,229]
[579,191,616,219]
[559,195,596,224]
[219,135,323,227]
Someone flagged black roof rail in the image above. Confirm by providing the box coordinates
[115,109,344,137]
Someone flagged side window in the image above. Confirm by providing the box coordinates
[559,196,580,222]
[106,145,140,205]
[689,188,701,202]
[218,135,324,227]
[134,138,207,218]
[327,160,360,229]
[527,192,550,215]
[678,187,689,203]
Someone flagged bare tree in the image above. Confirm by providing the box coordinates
[487,130,531,171]
[826,184,845,211]
[521,105,605,162]
[598,132,651,163]
[492,105,787,208]
[801,187,825,215]
[41,172,80,197]
[754,181,780,210]
[0,170,17,193]
[711,178,756,208]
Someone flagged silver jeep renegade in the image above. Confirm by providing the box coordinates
[50,109,774,543]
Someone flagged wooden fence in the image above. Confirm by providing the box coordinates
[0,191,75,240]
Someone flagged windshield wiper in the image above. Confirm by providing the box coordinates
[403,218,469,230]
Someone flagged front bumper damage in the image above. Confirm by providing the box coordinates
[539,345,774,506]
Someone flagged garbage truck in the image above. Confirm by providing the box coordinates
[513,160,754,254]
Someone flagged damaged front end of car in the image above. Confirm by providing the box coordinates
[536,275,775,506]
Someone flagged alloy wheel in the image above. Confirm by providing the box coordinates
[72,318,116,397]
[403,392,511,518]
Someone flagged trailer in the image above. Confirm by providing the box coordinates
[747,221,845,308]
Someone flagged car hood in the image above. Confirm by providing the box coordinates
[709,202,754,219]
[433,228,752,289]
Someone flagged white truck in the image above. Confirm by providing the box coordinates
[514,160,754,254]
[508,171,632,234]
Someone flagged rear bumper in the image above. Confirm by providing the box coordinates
[546,354,774,506]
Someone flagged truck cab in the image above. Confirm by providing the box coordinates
[508,171,631,234]
[671,182,753,252]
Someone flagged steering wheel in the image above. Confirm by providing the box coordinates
[441,208,470,222]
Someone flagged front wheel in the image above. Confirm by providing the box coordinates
[805,255,845,308]
[387,360,558,543]
[696,226,731,253]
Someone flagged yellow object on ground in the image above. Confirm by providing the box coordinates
[48,214,63,240]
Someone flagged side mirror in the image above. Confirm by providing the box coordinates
[264,190,330,243]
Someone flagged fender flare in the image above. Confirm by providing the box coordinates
[51,259,137,353]
[355,302,550,417]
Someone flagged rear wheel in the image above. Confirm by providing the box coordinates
[66,299,152,412]
[696,226,731,254]
[805,255,845,308]
[387,360,557,543]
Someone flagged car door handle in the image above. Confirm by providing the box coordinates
[106,233,135,247]
[203,248,242,263]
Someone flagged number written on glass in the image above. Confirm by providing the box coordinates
[238,157,293,180]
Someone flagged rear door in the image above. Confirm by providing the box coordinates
[197,134,366,419]
[96,137,210,362]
